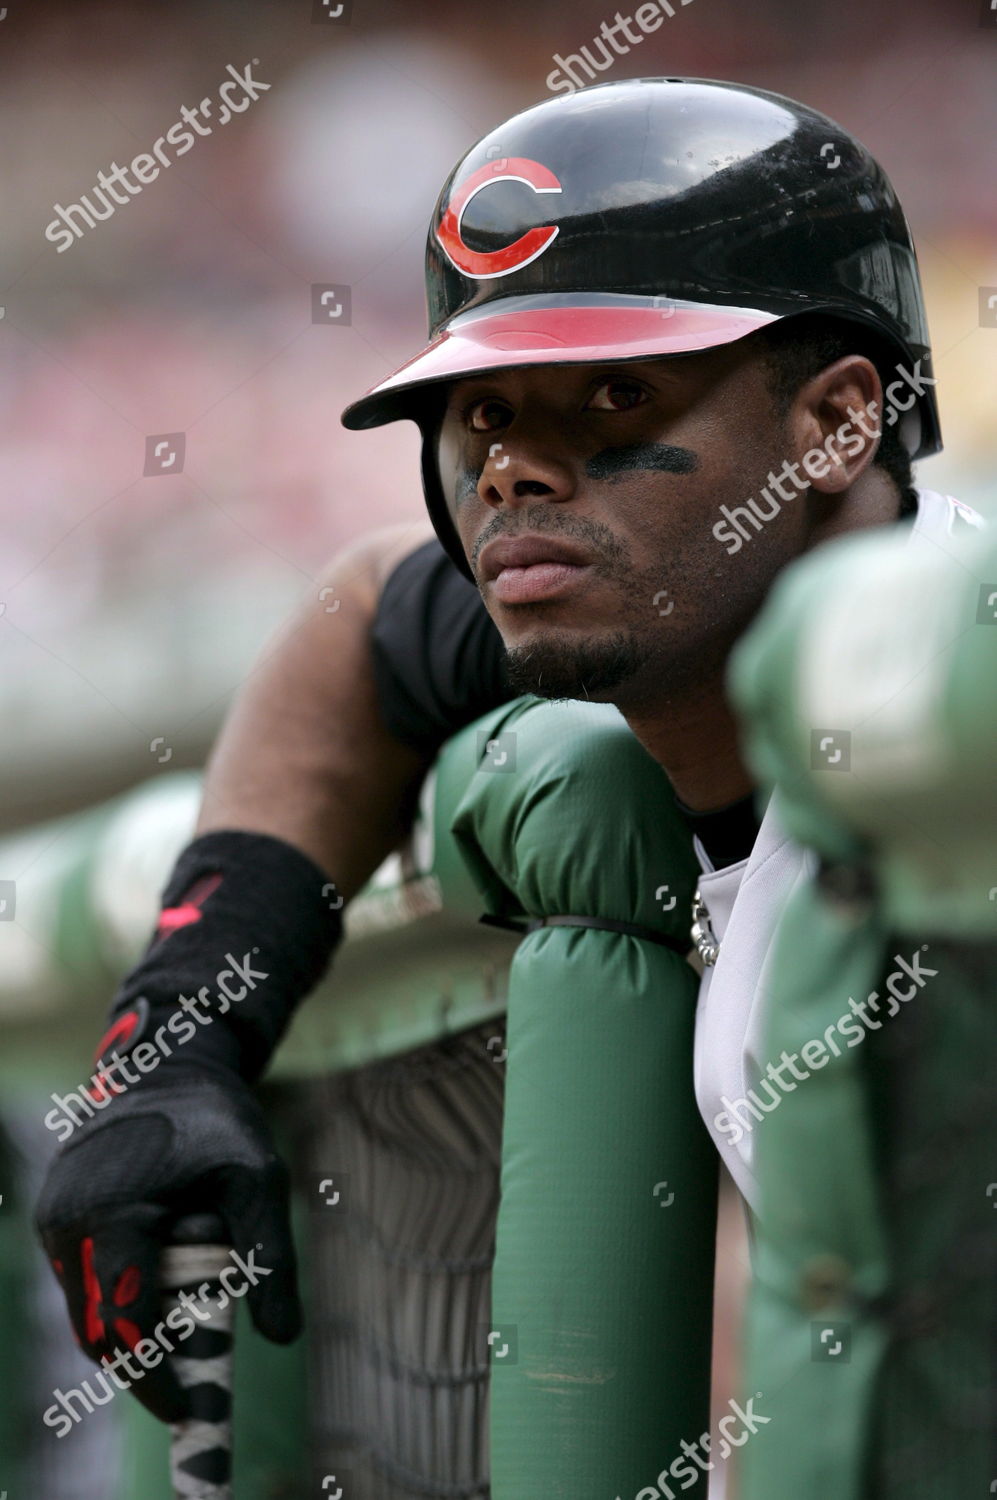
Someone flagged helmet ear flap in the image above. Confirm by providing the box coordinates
[418,411,473,581]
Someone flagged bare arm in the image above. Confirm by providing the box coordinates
[196,520,437,897]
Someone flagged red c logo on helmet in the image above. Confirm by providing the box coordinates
[437,157,562,280]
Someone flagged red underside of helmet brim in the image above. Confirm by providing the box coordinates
[341,300,780,430]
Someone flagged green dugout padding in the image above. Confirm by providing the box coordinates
[739,881,997,1500]
[736,882,892,1500]
[728,521,997,1498]
[445,698,718,1499]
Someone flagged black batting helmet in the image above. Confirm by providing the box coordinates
[341,77,941,580]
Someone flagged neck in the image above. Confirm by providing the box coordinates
[621,682,755,812]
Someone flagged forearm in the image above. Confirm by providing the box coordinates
[196,522,435,897]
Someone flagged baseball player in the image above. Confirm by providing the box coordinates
[338,75,985,1217]
[35,74,984,1444]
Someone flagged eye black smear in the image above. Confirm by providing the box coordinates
[586,443,699,480]
[455,466,483,503]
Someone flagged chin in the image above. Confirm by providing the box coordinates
[503,629,651,702]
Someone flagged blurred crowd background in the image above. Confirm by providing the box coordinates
[1,0,994,831]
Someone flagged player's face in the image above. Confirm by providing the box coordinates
[435,341,816,710]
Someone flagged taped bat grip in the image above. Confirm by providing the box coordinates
[161,1213,234,1500]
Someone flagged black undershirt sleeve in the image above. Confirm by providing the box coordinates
[370,536,514,755]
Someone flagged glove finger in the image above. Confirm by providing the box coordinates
[41,1208,159,1353]
[215,1160,302,1345]
[86,1208,191,1423]
[39,1221,90,1352]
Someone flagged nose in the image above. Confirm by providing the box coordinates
[477,429,577,513]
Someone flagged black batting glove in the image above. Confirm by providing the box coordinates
[34,829,344,1422]
[36,1066,299,1422]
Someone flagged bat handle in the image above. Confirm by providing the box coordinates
[160,1212,235,1500]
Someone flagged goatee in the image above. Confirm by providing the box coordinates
[502,630,652,702]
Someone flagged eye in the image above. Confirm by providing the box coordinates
[585,377,650,412]
[463,396,512,432]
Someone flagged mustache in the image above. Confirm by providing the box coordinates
[470,506,629,575]
[454,441,699,502]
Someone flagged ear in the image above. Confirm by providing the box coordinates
[787,355,884,495]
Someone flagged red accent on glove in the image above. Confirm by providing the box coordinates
[86,1009,143,1102]
[82,1236,105,1345]
[80,1237,144,1352]
[154,872,223,941]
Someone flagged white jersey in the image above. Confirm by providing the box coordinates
[691,489,988,1209]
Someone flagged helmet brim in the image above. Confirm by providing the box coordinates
[340,293,779,431]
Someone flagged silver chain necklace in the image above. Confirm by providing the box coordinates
[690,887,719,967]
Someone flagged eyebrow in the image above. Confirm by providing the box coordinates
[446,362,690,402]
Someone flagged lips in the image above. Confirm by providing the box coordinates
[479,533,593,582]
[478,533,595,605]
